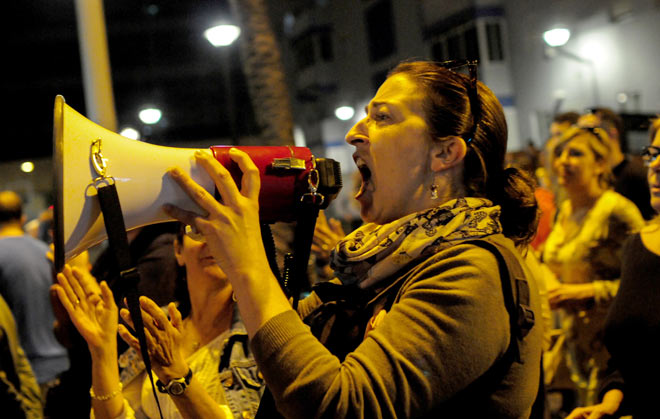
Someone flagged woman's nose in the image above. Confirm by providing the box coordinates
[554,150,567,168]
[345,118,368,146]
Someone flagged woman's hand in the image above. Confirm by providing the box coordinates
[51,265,117,354]
[548,283,596,309]
[162,149,293,337]
[311,211,346,265]
[164,149,266,281]
[565,389,623,419]
[118,299,189,383]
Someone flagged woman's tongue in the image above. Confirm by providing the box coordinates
[355,166,374,199]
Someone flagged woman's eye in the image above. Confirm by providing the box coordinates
[373,113,389,121]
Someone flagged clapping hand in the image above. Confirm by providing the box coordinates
[311,211,346,265]
[118,299,189,383]
[51,265,117,353]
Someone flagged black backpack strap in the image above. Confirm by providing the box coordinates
[464,239,535,364]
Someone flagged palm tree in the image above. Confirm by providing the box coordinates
[228,0,294,146]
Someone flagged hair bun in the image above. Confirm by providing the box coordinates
[488,166,539,247]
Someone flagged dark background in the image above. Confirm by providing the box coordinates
[2,0,262,163]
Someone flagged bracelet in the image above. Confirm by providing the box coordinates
[90,382,123,401]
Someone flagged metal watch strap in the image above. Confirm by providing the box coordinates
[156,369,193,396]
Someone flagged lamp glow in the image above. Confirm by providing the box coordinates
[139,108,162,125]
[335,106,355,121]
[543,28,571,47]
[120,127,141,140]
[204,25,241,47]
[20,161,34,173]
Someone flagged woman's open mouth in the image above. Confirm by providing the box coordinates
[354,156,372,199]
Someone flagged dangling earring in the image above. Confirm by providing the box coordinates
[430,184,439,200]
[232,292,237,302]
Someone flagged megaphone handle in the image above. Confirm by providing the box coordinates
[96,183,165,419]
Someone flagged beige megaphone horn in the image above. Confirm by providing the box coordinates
[53,95,342,272]
[52,95,216,271]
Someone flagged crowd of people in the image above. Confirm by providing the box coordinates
[0,58,658,419]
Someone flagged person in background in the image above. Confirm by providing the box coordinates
[163,60,544,418]
[52,223,263,419]
[566,117,660,419]
[579,107,654,220]
[542,127,644,406]
[0,292,43,418]
[538,111,580,196]
[0,191,69,402]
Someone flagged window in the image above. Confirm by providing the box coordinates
[486,22,504,61]
[464,26,480,61]
[365,0,397,63]
[293,35,315,70]
[291,26,334,71]
[319,29,334,62]
[431,40,446,61]
[447,34,461,60]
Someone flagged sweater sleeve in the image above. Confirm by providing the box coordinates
[250,244,513,418]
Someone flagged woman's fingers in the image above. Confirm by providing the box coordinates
[194,150,241,208]
[228,148,260,200]
[162,203,203,229]
[52,283,75,314]
[167,165,217,216]
[140,297,174,334]
[99,281,115,310]
[119,308,135,331]
[117,324,140,351]
[71,267,101,297]
[56,266,81,307]
[168,303,184,333]
[65,266,89,309]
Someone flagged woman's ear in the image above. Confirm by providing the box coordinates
[430,137,467,172]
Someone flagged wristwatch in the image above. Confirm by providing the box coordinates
[156,369,193,396]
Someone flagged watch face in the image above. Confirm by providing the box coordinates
[169,382,185,396]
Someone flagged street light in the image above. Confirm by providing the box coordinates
[543,28,571,47]
[542,26,600,106]
[204,23,240,142]
[120,127,140,140]
[204,24,241,47]
[139,108,162,125]
[335,106,355,121]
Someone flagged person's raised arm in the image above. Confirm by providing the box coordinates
[52,265,124,419]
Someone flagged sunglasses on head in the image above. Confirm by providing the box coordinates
[436,59,480,143]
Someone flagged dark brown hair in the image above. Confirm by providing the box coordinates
[388,61,538,246]
[0,191,23,224]
[174,223,191,317]
[650,116,660,143]
[553,111,580,125]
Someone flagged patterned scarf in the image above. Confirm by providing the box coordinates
[330,197,502,289]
